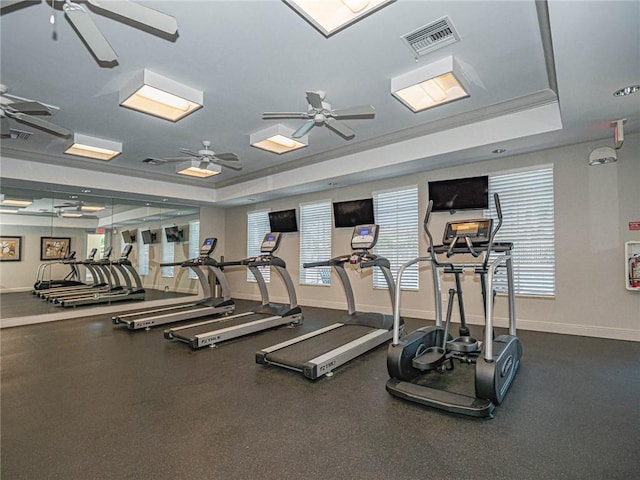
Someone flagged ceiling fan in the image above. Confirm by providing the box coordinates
[143,140,243,172]
[262,91,375,140]
[1,0,178,64]
[0,84,72,138]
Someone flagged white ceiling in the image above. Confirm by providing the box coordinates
[1,0,639,208]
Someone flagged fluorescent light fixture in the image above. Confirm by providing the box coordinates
[391,56,469,112]
[1,198,33,207]
[61,212,83,218]
[120,69,203,122]
[176,160,222,178]
[65,133,122,161]
[250,124,308,154]
[283,0,396,37]
[81,205,105,212]
[0,208,19,214]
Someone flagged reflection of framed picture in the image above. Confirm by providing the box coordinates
[40,237,71,261]
[0,236,22,262]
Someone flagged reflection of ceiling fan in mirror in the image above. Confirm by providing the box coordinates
[262,90,376,140]
[143,140,243,177]
[0,84,72,139]
[0,0,178,65]
[52,200,105,218]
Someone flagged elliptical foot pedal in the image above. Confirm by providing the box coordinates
[412,346,446,371]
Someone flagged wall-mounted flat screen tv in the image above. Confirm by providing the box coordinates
[268,209,298,233]
[428,175,489,212]
[164,226,184,243]
[121,229,136,243]
[333,198,375,228]
[140,230,156,245]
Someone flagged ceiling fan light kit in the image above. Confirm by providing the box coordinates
[119,69,203,122]
[391,56,469,112]
[284,0,396,36]
[250,124,308,154]
[176,160,222,178]
[64,132,122,161]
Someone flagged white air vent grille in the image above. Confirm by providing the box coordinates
[401,16,460,57]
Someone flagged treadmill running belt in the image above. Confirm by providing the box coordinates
[266,324,377,370]
[171,313,270,340]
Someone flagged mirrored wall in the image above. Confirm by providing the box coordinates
[0,182,200,319]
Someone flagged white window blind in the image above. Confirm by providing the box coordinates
[188,220,201,279]
[138,237,149,276]
[161,225,174,278]
[486,165,555,296]
[373,186,419,290]
[299,200,332,285]
[247,210,271,283]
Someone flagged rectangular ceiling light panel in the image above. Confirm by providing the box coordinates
[250,124,308,154]
[176,160,222,178]
[284,0,396,36]
[391,56,469,112]
[64,133,122,161]
[120,69,203,122]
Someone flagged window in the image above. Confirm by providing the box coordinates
[187,220,200,279]
[373,186,419,290]
[138,239,149,276]
[486,165,555,296]
[247,210,271,282]
[299,200,332,285]
[161,224,174,278]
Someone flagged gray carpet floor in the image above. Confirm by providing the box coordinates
[1,299,638,480]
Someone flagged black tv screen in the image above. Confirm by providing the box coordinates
[333,198,375,228]
[140,230,155,245]
[428,176,489,212]
[164,226,183,243]
[121,229,135,243]
[269,209,298,233]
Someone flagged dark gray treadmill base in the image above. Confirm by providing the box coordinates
[168,312,272,342]
[264,324,377,370]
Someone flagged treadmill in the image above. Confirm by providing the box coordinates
[36,247,110,300]
[256,224,402,379]
[56,244,146,307]
[164,232,302,349]
[112,237,235,330]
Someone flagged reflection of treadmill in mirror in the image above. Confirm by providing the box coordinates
[256,224,401,379]
[112,237,235,330]
[164,232,303,349]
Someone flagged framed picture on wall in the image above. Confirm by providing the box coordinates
[0,236,22,262]
[40,237,70,261]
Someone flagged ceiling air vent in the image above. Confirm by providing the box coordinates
[401,16,460,57]
[10,128,33,140]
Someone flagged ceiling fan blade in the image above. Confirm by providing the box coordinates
[8,101,52,116]
[292,119,315,138]
[325,118,356,140]
[179,148,200,156]
[215,153,239,162]
[88,0,178,35]
[262,112,310,119]
[331,105,376,119]
[142,157,169,165]
[306,91,324,110]
[63,2,118,63]
[1,117,10,138]
[214,161,243,171]
[161,156,193,162]
[11,112,72,137]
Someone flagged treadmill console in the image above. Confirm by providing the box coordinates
[442,219,493,245]
[120,243,133,258]
[260,232,282,254]
[200,237,217,256]
[102,246,113,260]
[351,224,379,250]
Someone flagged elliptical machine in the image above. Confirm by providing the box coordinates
[386,193,522,418]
